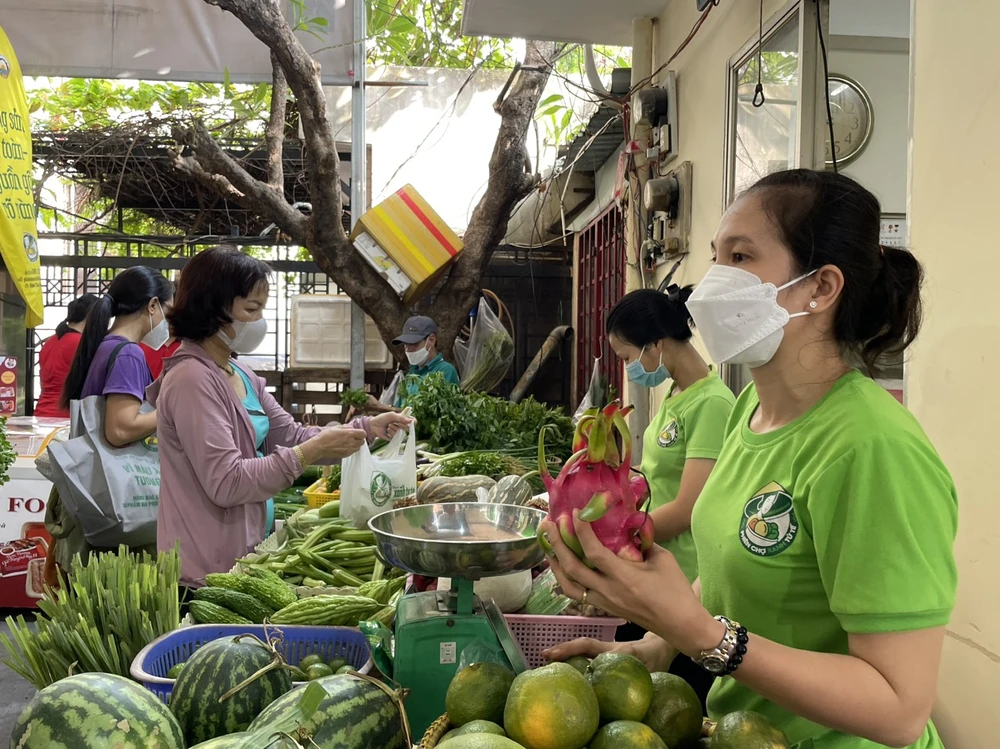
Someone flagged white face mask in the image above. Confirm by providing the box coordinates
[406,342,431,367]
[142,308,169,351]
[217,317,268,354]
[686,265,816,368]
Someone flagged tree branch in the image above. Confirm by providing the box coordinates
[433,40,557,353]
[204,0,345,249]
[172,120,308,244]
[266,52,288,192]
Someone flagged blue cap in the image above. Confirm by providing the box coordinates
[393,316,438,346]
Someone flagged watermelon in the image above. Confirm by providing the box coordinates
[10,672,184,749]
[169,634,293,745]
[248,673,409,748]
[188,733,253,748]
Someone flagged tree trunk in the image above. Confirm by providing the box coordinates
[188,1,554,361]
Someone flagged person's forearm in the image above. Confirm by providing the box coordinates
[673,621,927,747]
[106,410,157,447]
[651,502,691,543]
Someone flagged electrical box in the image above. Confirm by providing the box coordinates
[658,72,679,165]
[650,161,693,265]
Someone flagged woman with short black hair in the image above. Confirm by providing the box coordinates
[150,246,411,587]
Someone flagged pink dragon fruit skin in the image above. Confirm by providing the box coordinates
[538,401,654,563]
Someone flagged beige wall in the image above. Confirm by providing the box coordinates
[829,46,909,213]
[648,0,792,295]
[909,0,1000,745]
[639,0,790,406]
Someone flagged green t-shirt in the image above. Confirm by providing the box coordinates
[692,371,956,749]
[641,371,734,582]
[395,353,461,407]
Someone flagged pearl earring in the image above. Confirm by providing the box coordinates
[809,301,818,309]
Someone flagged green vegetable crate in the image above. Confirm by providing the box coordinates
[130,624,372,703]
[303,478,340,509]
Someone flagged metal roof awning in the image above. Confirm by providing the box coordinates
[462,0,667,45]
[0,0,354,84]
[557,69,630,174]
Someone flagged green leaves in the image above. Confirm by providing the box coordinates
[365,0,516,70]
[401,373,573,461]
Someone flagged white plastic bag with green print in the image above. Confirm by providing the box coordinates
[341,423,417,528]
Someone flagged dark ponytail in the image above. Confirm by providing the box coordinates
[55,294,99,339]
[854,246,923,372]
[746,169,923,375]
[60,268,173,410]
[606,286,696,347]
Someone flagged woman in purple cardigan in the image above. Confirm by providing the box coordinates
[149,247,411,588]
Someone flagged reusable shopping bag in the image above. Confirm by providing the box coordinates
[46,343,160,547]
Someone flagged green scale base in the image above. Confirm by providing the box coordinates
[393,588,513,738]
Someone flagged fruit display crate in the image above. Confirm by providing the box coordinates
[131,624,372,703]
[503,614,625,669]
[303,478,339,509]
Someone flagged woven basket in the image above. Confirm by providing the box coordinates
[419,716,716,747]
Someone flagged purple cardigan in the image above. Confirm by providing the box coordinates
[148,343,371,587]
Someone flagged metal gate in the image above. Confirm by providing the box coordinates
[576,204,626,401]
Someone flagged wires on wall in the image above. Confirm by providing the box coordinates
[815,0,838,172]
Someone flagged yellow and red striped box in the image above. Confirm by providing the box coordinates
[350,185,464,304]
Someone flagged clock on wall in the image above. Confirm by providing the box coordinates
[824,75,874,168]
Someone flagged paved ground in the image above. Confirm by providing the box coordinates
[0,613,38,742]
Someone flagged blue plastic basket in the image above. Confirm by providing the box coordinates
[130,624,373,703]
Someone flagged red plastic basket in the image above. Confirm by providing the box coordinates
[503,614,624,668]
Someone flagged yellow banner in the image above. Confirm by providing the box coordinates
[0,26,42,328]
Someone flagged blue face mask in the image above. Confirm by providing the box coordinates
[625,346,670,388]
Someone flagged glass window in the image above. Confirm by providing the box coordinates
[729,17,801,200]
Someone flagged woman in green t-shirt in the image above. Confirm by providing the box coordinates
[606,287,735,708]
[542,170,956,749]
[608,286,735,583]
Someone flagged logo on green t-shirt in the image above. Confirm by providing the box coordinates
[370,471,393,507]
[739,482,798,557]
[656,419,679,448]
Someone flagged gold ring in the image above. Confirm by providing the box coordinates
[580,589,589,606]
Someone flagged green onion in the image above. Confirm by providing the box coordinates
[0,545,181,689]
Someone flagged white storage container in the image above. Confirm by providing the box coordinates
[290,295,392,369]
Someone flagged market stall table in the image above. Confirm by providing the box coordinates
[0,417,65,608]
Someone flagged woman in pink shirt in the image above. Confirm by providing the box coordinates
[149,247,410,588]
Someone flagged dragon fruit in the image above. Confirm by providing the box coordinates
[537,400,654,563]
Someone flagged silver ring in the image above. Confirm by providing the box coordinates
[580,589,589,607]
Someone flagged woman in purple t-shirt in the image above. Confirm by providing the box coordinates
[61,267,175,446]
[46,267,174,574]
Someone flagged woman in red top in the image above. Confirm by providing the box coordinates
[35,295,98,418]
[141,337,181,379]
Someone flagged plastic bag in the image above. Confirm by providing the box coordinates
[454,297,514,393]
[573,356,603,423]
[359,621,395,678]
[341,423,417,528]
[379,370,404,407]
[457,639,510,673]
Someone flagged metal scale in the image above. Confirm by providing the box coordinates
[369,502,546,737]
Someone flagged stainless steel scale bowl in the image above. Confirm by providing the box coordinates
[368,501,546,579]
